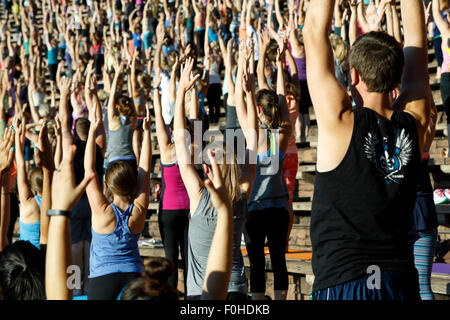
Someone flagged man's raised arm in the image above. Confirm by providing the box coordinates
[303,0,352,127]
[400,0,431,151]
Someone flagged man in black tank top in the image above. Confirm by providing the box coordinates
[303,0,432,300]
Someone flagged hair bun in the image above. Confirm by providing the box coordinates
[142,257,174,284]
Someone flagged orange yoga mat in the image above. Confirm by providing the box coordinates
[241,248,312,260]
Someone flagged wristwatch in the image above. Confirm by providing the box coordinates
[47,209,71,218]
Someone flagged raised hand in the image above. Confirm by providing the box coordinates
[51,144,95,211]
[204,149,231,212]
[58,76,72,96]
[54,116,62,139]
[34,122,55,171]
[178,57,200,94]
[142,103,151,132]
[365,0,385,31]
[258,28,271,50]
[0,127,15,173]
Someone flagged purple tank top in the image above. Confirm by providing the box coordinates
[294,57,307,81]
[161,162,190,210]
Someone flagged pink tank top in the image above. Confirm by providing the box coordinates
[160,162,190,210]
[441,47,450,74]
[286,98,299,155]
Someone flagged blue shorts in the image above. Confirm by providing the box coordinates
[312,270,420,300]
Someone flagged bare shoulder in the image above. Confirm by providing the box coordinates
[19,198,40,224]
[316,108,354,173]
[91,204,117,234]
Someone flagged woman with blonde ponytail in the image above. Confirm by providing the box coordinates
[243,36,292,301]
[173,56,258,300]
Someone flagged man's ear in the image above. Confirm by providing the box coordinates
[350,67,359,87]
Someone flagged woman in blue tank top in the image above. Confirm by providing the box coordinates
[84,102,152,300]
[14,119,42,250]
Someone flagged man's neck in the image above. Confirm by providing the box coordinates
[362,91,394,121]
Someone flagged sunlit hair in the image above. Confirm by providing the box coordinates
[207,145,242,205]
[29,167,43,195]
[38,104,51,119]
[116,95,137,119]
[330,34,348,65]
[286,82,301,101]
[137,73,151,89]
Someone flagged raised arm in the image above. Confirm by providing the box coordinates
[357,1,369,33]
[54,116,63,169]
[173,58,203,208]
[201,150,233,300]
[27,65,42,124]
[432,0,450,36]
[225,39,236,104]
[14,118,33,204]
[0,128,14,251]
[235,43,257,199]
[391,2,402,43]
[349,0,358,46]
[84,103,109,218]
[274,0,285,30]
[128,104,152,234]
[107,62,123,125]
[303,0,352,125]
[153,71,174,163]
[303,0,353,172]
[399,0,431,152]
[58,77,74,150]
[154,20,165,75]
[169,57,180,106]
[45,144,93,300]
[256,29,270,90]
[275,40,293,155]
[34,123,55,254]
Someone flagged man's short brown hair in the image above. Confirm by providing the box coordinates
[349,31,404,94]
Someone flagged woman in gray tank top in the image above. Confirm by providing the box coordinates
[105,62,139,174]
[244,41,293,300]
[173,57,258,300]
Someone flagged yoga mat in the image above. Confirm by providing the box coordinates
[241,248,312,260]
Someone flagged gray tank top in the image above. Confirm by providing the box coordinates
[106,116,136,162]
[187,188,248,297]
[248,131,289,212]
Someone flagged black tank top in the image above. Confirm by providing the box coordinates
[310,107,421,292]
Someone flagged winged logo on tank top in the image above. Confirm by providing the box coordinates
[363,125,413,184]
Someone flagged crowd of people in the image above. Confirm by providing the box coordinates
[0,0,445,301]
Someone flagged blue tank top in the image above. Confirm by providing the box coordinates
[89,203,142,278]
[19,220,40,249]
[34,195,42,209]
[132,32,142,50]
[47,47,59,65]
[19,195,42,249]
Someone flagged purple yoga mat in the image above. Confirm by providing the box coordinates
[432,263,450,275]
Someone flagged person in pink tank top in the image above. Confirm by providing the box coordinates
[152,69,190,295]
